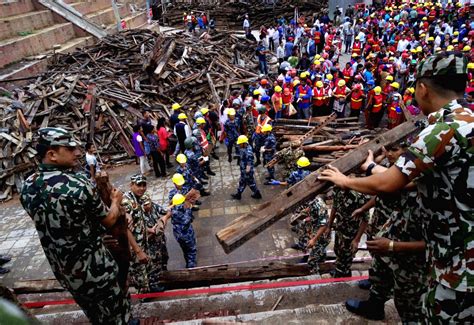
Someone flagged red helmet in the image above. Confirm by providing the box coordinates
[354,83,362,90]
[260,79,268,85]
[324,45,330,51]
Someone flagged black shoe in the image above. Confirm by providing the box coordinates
[192,206,200,211]
[299,255,309,263]
[0,255,11,265]
[228,156,232,163]
[291,243,303,250]
[207,170,216,176]
[0,267,10,274]
[231,193,242,200]
[265,175,273,180]
[331,270,352,278]
[195,200,202,205]
[212,153,219,160]
[201,174,209,180]
[236,158,240,166]
[251,191,262,199]
[201,181,208,185]
[345,298,385,320]
[358,279,371,290]
[200,191,211,197]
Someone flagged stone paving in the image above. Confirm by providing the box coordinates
[0,145,298,287]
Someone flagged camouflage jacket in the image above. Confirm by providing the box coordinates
[239,145,255,173]
[333,188,369,232]
[376,189,423,243]
[263,133,277,159]
[307,196,329,229]
[20,164,118,293]
[122,191,147,251]
[395,98,474,292]
[287,168,310,186]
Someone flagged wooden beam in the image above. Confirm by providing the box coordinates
[153,40,176,77]
[216,120,422,253]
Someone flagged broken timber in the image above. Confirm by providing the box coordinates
[216,119,422,253]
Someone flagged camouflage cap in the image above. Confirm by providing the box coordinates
[38,127,79,147]
[130,173,147,184]
[416,51,467,79]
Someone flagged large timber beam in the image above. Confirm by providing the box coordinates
[216,119,422,253]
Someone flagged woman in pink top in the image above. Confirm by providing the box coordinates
[157,117,173,168]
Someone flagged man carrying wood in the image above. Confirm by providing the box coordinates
[319,52,474,323]
[20,127,131,324]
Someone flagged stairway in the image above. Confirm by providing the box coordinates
[0,0,147,89]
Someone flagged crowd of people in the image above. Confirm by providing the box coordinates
[15,0,473,324]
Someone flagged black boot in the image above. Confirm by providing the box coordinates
[195,200,202,205]
[201,174,209,180]
[200,190,211,196]
[191,206,200,211]
[231,192,242,200]
[207,169,216,176]
[251,191,262,199]
[212,153,219,160]
[228,155,232,163]
[345,298,385,320]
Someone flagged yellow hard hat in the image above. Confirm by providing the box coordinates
[390,82,400,89]
[326,74,333,81]
[227,108,236,116]
[453,31,459,36]
[385,75,394,81]
[172,173,185,186]
[262,124,272,132]
[200,107,209,115]
[316,81,323,88]
[237,135,249,145]
[351,53,358,58]
[253,89,261,96]
[178,113,187,120]
[293,80,300,86]
[468,62,474,69]
[416,46,422,52]
[420,33,426,38]
[315,54,321,60]
[374,86,382,94]
[428,36,434,41]
[337,79,346,87]
[313,59,321,65]
[275,85,282,92]
[196,117,206,125]
[422,17,427,21]
[172,193,186,206]
[300,72,307,78]
[447,45,454,51]
[297,156,310,168]
[176,154,187,164]
[172,103,182,110]
[452,39,458,43]
[407,87,415,94]
[463,46,471,52]
[355,36,360,40]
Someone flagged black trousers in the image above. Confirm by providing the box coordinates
[150,150,166,176]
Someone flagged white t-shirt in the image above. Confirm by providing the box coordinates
[86,153,100,173]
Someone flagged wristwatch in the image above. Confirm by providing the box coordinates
[366,162,376,176]
[389,240,395,252]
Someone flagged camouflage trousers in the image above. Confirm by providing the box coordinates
[291,211,311,248]
[370,253,428,323]
[129,250,150,293]
[147,235,169,288]
[73,280,130,325]
[307,234,330,274]
[334,228,358,276]
[422,281,474,324]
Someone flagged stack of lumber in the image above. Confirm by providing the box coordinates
[0,29,258,201]
[164,0,327,29]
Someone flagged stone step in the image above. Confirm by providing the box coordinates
[115,11,147,31]
[0,9,55,40]
[0,0,35,18]
[69,0,114,16]
[0,22,76,68]
[0,35,94,89]
[86,5,130,27]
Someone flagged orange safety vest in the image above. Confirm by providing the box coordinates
[352,41,361,55]
[312,87,325,106]
[350,91,363,110]
[371,94,383,113]
[199,129,209,150]
[255,115,271,134]
[314,31,321,44]
[342,68,352,83]
[333,87,346,100]
[327,34,334,47]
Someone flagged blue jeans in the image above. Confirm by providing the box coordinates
[259,60,268,75]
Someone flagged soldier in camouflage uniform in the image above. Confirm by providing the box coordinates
[242,103,255,140]
[293,196,331,274]
[170,193,197,268]
[20,127,130,324]
[320,52,474,323]
[231,135,262,200]
[122,174,151,293]
[326,188,369,278]
[261,124,276,181]
[141,192,170,292]
[279,156,311,187]
[345,144,428,322]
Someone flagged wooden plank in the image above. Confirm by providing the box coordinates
[206,72,220,106]
[216,119,422,253]
[153,40,176,77]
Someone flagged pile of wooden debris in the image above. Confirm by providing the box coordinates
[0,29,258,201]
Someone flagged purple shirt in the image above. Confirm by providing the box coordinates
[132,132,144,157]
